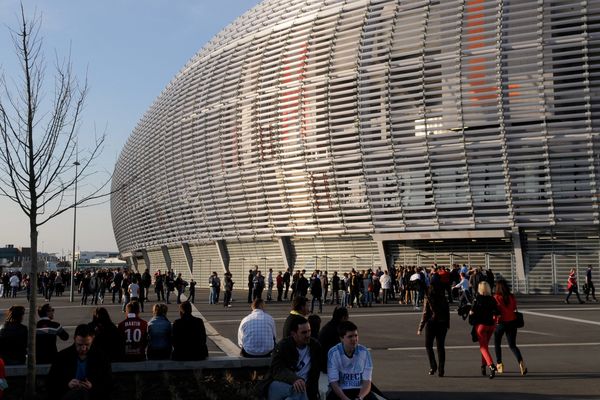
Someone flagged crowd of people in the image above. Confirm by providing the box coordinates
[0,262,595,399]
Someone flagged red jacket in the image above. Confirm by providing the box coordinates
[567,272,577,290]
[494,294,517,323]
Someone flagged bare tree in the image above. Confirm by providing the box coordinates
[0,7,109,398]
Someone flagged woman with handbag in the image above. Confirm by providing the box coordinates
[469,281,499,378]
[417,278,450,377]
[493,279,527,376]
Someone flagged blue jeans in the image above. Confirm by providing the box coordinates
[209,287,217,304]
[268,381,308,400]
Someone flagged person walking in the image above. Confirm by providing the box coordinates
[310,272,323,314]
[469,281,500,378]
[565,268,585,304]
[417,279,450,377]
[493,279,527,376]
[585,265,597,302]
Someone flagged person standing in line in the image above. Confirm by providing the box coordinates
[283,268,291,300]
[585,265,597,302]
[9,274,19,298]
[321,271,329,304]
[238,298,276,358]
[247,269,255,303]
[417,278,450,377]
[331,271,340,305]
[267,268,274,302]
[253,270,265,300]
[188,279,196,303]
[276,271,284,302]
[493,279,527,376]
[469,281,500,378]
[327,321,376,400]
[310,272,323,314]
[223,272,234,308]
[565,268,585,304]
[380,270,391,304]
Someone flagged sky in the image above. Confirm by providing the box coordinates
[0,0,260,256]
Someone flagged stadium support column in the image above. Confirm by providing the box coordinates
[215,240,230,274]
[161,246,172,273]
[278,237,295,272]
[182,243,193,274]
[129,256,138,272]
[375,239,389,272]
[512,228,527,293]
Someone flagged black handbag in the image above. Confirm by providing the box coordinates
[515,311,524,328]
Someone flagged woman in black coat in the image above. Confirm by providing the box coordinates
[417,279,450,377]
[0,306,27,365]
[469,281,500,378]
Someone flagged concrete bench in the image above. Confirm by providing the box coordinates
[5,356,271,376]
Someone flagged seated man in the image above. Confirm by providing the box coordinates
[172,301,208,360]
[36,303,70,364]
[238,298,276,357]
[327,321,375,400]
[268,317,322,400]
[47,324,112,400]
[118,301,148,361]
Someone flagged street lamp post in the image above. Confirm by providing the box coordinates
[69,160,80,302]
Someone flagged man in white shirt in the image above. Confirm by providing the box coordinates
[9,274,20,298]
[238,298,277,357]
[327,321,375,400]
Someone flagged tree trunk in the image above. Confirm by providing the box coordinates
[25,224,38,399]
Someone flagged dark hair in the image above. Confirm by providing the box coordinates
[5,305,25,324]
[38,303,53,318]
[331,307,349,322]
[307,314,321,337]
[289,316,308,333]
[337,320,358,338]
[180,301,192,315]
[495,279,512,306]
[92,307,115,327]
[291,296,308,312]
[126,301,140,314]
[252,298,264,310]
[74,323,95,338]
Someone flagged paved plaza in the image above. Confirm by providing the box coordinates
[2,289,599,399]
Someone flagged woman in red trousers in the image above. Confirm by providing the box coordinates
[469,281,500,378]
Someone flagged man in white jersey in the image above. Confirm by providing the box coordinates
[327,321,375,400]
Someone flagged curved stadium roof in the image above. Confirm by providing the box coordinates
[112,0,600,254]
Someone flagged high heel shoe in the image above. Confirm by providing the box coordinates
[428,367,437,375]
[481,365,487,376]
[519,361,528,376]
[489,364,497,379]
[496,362,504,374]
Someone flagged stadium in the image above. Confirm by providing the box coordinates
[111,0,600,293]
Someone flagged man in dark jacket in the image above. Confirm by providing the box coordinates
[172,301,208,360]
[267,317,322,400]
[36,304,69,364]
[47,324,112,400]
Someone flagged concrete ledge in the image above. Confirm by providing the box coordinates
[5,356,271,377]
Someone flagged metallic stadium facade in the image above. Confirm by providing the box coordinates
[111,0,600,293]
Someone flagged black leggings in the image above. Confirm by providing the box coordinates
[425,321,447,371]
[494,321,523,364]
